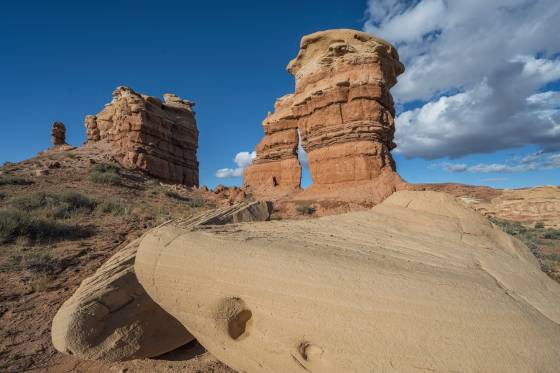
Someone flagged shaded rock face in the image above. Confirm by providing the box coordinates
[244,29,405,201]
[85,86,199,186]
[51,121,67,146]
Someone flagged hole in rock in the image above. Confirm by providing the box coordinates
[297,130,312,189]
[228,309,252,340]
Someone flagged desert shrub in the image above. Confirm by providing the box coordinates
[187,196,205,208]
[88,163,122,185]
[98,200,128,216]
[165,190,186,200]
[0,175,32,186]
[11,191,97,218]
[0,209,94,243]
[0,192,5,200]
[64,152,77,159]
[30,275,50,292]
[296,204,316,215]
[535,221,545,229]
[543,229,560,240]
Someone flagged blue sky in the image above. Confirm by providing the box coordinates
[0,0,558,189]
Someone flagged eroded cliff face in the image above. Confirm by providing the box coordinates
[85,87,199,186]
[244,29,406,202]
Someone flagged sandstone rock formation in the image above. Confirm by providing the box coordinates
[136,191,560,373]
[52,201,272,362]
[244,29,406,202]
[85,86,198,186]
[51,238,193,362]
[51,121,67,146]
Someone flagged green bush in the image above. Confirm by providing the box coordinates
[11,191,97,218]
[0,175,32,186]
[90,163,120,174]
[64,152,77,159]
[188,196,205,208]
[89,171,122,185]
[544,229,560,240]
[0,209,94,243]
[88,163,122,185]
[535,221,545,229]
[98,200,128,216]
[296,204,316,215]
[0,192,5,200]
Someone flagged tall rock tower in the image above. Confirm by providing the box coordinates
[244,29,405,203]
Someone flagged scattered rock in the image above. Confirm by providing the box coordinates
[244,29,406,203]
[136,191,560,373]
[34,169,49,176]
[85,86,199,186]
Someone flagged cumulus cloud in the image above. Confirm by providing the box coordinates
[365,0,560,159]
[438,152,560,173]
[215,151,256,178]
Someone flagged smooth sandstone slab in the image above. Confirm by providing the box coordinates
[135,191,560,373]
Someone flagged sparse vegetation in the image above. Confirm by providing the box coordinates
[491,217,560,282]
[535,221,545,229]
[11,191,97,219]
[296,204,316,215]
[0,175,33,186]
[0,209,93,244]
[0,192,6,200]
[64,152,77,159]
[98,199,129,216]
[88,163,122,185]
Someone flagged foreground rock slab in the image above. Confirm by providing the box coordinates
[51,201,272,362]
[136,191,560,373]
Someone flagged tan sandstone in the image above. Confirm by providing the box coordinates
[51,201,272,362]
[244,29,406,203]
[85,86,199,186]
[51,238,193,362]
[135,191,560,373]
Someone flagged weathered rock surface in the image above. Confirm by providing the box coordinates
[136,191,560,373]
[85,86,199,186]
[51,201,272,362]
[244,29,406,202]
[51,121,67,146]
[51,238,193,362]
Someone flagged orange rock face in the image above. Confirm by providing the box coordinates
[244,29,406,202]
[85,87,199,186]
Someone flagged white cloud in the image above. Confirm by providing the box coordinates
[438,152,560,174]
[365,0,560,159]
[216,151,256,178]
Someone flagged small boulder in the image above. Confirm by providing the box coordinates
[51,238,193,362]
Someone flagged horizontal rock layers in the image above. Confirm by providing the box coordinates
[85,86,199,186]
[135,191,560,373]
[244,29,406,202]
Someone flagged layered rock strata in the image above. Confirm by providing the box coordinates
[244,29,406,202]
[135,191,560,373]
[85,87,199,186]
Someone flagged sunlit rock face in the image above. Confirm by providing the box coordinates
[244,29,406,202]
[85,86,199,186]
